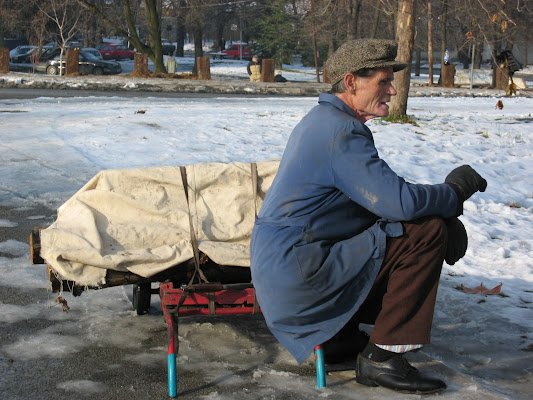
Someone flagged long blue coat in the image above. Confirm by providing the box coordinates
[250,93,458,364]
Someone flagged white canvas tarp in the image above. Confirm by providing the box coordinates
[40,160,280,287]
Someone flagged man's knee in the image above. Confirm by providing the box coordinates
[404,216,447,249]
[424,217,447,240]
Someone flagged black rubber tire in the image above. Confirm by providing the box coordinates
[46,65,58,75]
[132,283,151,315]
[93,67,103,75]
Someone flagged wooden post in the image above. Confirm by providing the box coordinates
[261,59,275,82]
[441,64,455,87]
[134,53,150,75]
[0,47,9,73]
[495,65,509,90]
[66,49,79,75]
[197,56,211,80]
[323,61,329,83]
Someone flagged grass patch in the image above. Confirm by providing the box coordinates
[381,114,418,126]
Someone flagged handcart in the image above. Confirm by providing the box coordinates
[30,160,326,397]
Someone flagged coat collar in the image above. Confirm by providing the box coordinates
[318,92,358,119]
[317,92,374,142]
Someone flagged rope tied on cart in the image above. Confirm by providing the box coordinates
[180,166,209,286]
[176,163,260,312]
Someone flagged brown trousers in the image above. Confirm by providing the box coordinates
[352,216,447,346]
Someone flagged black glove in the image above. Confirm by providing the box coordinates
[445,165,487,202]
[445,165,487,215]
[444,217,468,265]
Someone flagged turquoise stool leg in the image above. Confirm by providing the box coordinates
[165,312,178,397]
[314,345,326,388]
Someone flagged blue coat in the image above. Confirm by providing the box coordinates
[250,93,458,364]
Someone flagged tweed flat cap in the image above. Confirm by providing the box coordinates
[326,39,408,85]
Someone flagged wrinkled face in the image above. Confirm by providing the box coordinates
[341,67,397,123]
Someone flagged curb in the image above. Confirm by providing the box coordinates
[1,72,531,98]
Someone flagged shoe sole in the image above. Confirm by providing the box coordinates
[356,375,447,394]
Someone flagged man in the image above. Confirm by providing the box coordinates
[247,55,261,82]
[250,39,487,394]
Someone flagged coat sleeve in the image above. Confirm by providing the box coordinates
[330,123,458,221]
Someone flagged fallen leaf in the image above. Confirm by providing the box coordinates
[459,282,502,295]
[55,296,70,312]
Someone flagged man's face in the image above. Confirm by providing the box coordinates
[344,67,397,122]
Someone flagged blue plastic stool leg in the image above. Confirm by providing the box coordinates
[314,345,326,388]
[167,351,177,397]
[165,312,178,397]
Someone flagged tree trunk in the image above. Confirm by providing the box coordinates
[346,0,362,40]
[371,5,380,39]
[176,14,185,57]
[473,39,483,69]
[191,18,203,76]
[389,0,416,117]
[439,0,448,82]
[197,56,211,80]
[428,1,434,85]
[144,0,164,72]
[415,47,420,76]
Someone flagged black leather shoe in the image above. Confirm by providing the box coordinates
[355,353,446,394]
[323,330,370,364]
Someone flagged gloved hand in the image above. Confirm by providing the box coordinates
[444,217,468,265]
[445,165,487,203]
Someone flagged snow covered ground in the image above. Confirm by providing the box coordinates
[0,77,532,399]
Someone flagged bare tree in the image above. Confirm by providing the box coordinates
[77,0,166,73]
[36,0,83,76]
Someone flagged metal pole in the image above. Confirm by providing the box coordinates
[470,42,475,89]
[239,16,243,61]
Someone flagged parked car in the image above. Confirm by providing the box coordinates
[33,47,62,63]
[99,44,135,60]
[81,47,103,60]
[9,45,36,58]
[10,47,38,63]
[162,42,176,55]
[221,44,252,59]
[35,52,121,75]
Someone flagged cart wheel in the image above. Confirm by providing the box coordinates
[133,283,151,315]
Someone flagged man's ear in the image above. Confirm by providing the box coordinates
[344,73,357,93]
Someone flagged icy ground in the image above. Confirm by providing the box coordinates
[0,86,532,399]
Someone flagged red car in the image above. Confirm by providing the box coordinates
[99,44,135,60]
[221,44,252,60]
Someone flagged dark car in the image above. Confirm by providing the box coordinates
[99,44,135,60]
[31,47,62,64]
[10,47,38,63]
[36,52,122,75]
[162,43,176,55]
